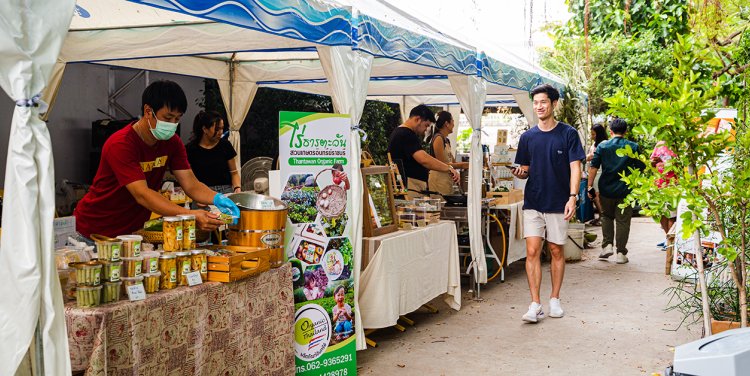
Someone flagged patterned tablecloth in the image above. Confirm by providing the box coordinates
[66,263,294,375]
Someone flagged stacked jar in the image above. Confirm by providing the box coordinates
[163,216,183,252]
[96,238,122,305]
[159,253,178,290]
[179,214,196,250]
[191,249,208,281]
[119,234,143,296]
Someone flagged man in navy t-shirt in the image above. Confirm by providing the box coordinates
[512,84,585,323]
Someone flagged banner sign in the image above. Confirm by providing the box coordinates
[279,112,357,376]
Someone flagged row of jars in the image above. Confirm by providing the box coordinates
[163,214,196,252]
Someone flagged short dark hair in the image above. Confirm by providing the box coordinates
[609,118,628,134]
[530,84,560,103]
[409,104,436,123]
[434,111,453,131]
[334,285,346,295]
[142,80,187,116]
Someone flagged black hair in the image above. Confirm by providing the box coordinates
[189,110,223,146]
[142,80,187,116]
[434,111,453,131]
[530,84,560,103]
[591,123,609,146]
[609,118,628,135]
[409,104,436,123]
[334,285,345,295]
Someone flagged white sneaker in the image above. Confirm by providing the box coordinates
[599,244,613,259]
[522,302,545,323]
[616,253,629,264]
[549,298,564,318]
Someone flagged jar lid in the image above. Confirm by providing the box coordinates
[175,251,190,257]
[98,260,123,266]
[163,216,182,222]
[117,235,143,241]
[177,214,196,220]
[69,261,102,269]
[121,275,144,281]
[190,249,205,255]
[159,253,177,259]
[77,285,103,291]
[104,281,122,286]
[121,256,144,261]
[143,271,162,277]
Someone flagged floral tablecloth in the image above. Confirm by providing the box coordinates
[66,264,294,375]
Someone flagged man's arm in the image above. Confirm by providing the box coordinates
[564,160,582,220]
[413,150,459,182]
[173,169,219,205]
[125,179,224,231]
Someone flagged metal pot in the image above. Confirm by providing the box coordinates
[226,193,288,267]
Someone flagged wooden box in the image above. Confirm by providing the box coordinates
[205,246,270,283]
[486,189,523,205]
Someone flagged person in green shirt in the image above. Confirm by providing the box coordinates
[587,119,645,264]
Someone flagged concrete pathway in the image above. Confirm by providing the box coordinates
[357,217,700,375]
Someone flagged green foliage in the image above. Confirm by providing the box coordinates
[563,0,689,44]
[555,85,587,132]
[456,128,473,154]
[359,101,401,165]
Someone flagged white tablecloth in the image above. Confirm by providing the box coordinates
[358,221,461,329]
[487,201,527,265]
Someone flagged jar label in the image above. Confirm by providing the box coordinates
[176,226,183,241]
[133,242,141,257]
[135,261,142,276]
[149,259,158,273]
[201,260,207,273]
[111,245,120,260]
[94,268,101,285]
[189,228,196,241]
[169,268,177,283]
[182,260,191,274]
[111,265,120,281]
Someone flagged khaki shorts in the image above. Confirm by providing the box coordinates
[406,178,427,200]
[523,209,569,245]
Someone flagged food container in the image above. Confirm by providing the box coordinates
[191,249,207,280]
[175,251,191,286]
[142,251,160,274]
[70,261,102,286]
[121,275,144,297]
[77,285,103,308]
[163,216,183,252]
[143,272,161,293]
[96,239,122,261]
[179,214,196,250]
[117,235,142,257]
[121,256,143,277]
[159,253,177,290]
[101,281,121,304]
[226,193,287,248]
[101,260,122,282]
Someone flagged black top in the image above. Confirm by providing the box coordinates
[185,138,238,186]
[388,126,428,183]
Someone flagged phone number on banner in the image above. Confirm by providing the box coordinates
[297,354,354,375]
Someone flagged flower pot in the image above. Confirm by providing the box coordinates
[711,318,742,334]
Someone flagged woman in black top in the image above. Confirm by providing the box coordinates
[185,111,240,194]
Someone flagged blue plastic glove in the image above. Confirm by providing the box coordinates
[213,193,240,225]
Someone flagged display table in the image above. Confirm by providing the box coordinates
[66,263,294,375]
[358,221,461,329]
[487,201,526,265]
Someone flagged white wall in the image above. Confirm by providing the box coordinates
[0,63,205,186]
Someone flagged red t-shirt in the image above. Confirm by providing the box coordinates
[74,124,191,238]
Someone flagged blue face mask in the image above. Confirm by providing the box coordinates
[148,110,178,140]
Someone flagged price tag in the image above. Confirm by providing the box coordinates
[261,199,274,209]
[186,271,203,286]
[126,284,146,301]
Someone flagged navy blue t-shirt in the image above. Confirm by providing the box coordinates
[514,122,585,213]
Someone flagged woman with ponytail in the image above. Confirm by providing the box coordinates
[428,111,469,195]
[185,110,241,194]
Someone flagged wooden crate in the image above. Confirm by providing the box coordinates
[205,246,270,283]
[486,189,523,205]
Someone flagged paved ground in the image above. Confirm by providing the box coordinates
[357,217,700,375]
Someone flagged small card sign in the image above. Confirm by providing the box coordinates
[186,271,203,286]
[126,284,146,301]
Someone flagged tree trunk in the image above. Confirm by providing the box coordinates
[690,164,713,336]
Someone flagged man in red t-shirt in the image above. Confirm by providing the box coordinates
[74,80,239,238]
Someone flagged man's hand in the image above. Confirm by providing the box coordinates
[511,167,529,179]
[564,197,576,221]
[586,187,596,199]
[449,168,460,183]
[193,210,224,231]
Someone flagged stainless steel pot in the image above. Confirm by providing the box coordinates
[226,193,288,267]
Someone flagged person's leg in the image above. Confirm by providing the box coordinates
[544,213,568,318]
[548,242,565,299]
[614,199,633,255]
[525,237,544,303]
[599,195,616,248]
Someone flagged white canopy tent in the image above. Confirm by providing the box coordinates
[0,1,564,366]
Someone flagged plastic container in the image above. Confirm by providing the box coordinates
[101,260,122,282]
[70,261,102,286]
[159,253,177,290]
[121,275,144,296]
[101,281,122,304]
[175,251,191,286]
[142,251,160,274]
[96,239,122,262]
[143,272,161,293]
[178,214,196,250]
[117,235,143,257]
[121,256,143,278]
[77,285,103,308]
[190,249,207,280]
[162,216,183,252]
